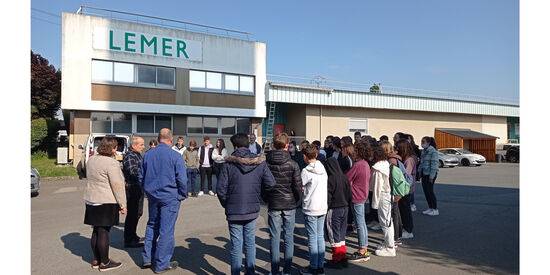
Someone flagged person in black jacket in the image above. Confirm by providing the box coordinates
[324,158,352,268]
[262,133,302,275]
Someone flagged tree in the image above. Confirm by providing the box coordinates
[31,117,48,151]
[31,51,61,119]
[369,83,381,93]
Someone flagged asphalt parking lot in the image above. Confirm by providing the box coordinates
[31,163,519,275]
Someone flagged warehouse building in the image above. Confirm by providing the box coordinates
[61,8,519,167]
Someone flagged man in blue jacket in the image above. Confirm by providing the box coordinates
[140,128,187,273]
[217,133,275,275]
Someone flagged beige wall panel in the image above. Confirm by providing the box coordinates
[190,91,255,109]
[175,68,190,105]
[91,84,176,104]
[481,115,508,144]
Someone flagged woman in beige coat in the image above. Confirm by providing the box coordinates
[83,137,127,271]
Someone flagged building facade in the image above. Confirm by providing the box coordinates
[62,13,267,167]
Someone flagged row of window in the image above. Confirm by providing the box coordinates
[189,70,254,94]
[90,112,251,135]
[92,60,176,89]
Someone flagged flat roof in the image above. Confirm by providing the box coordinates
[436,128,498,139]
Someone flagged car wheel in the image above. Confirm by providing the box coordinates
[31,192,39,197]
[508,155,518,163]
[461,158,470,166]
[439,160,444,168]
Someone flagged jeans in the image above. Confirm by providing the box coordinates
[326,207,348,245]
[142,199,181,272]
[399,194,414,233]
[421,174,438,209]
[187,169,199,193]
[352,202,368,249]
[228,219,256,275]
[268,209,296,274]
[124,184,144,243]
[200,166,213,193]
[391,201,402,240]
[304,214,326,269]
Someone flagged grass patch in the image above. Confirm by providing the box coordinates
[31,151,78,178]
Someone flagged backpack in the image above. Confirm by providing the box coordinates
[396,159,414,186]
[389,163,411,198]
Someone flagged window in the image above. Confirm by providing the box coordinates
[203,117,218,134]
[157,67,175,87]
[112,113,132,133]
[137,65,156,85]
[225,74,239,91]
[91,60,113,82]
[187,117,203,134]
[190,70,206,88]
[113,62,134,83]
[239,76,254,93]
[348,118,367,134]
[206,72,222,90]
[155,115,172,133]
[91,113,112,133]
[221,118,236,135]
[237,118,251,134]
[137,115,154,133]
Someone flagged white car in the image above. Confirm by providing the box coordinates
[438,148,486,166]
[31,167,40,197]
[78,134,130,173]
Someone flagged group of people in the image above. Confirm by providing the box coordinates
[82,128,440,274]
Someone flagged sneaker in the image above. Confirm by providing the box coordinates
[99,260,123,272]
[427,209,439,216]
[191,192,198,197]
[124,241,144,248]
[316,268,325,274]
[349,251,370,262]
[299,266,317,275]
[141,262,152,269]
[394,238,403,246]
[198,191,204,196]
[411,204,417,212]
[154,261,178,273]
[402,231,414,239]
[422,208,433,215]
[208,190,215,196]
[375,246,396,257]
[91,260,99,269]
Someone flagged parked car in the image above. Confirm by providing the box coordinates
[506,145,519,163]
[439,148,486,166]
[31,167,40,197]
[438,152,459,168]
[78,134,130,173]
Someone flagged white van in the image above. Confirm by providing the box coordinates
[79,134,130,173]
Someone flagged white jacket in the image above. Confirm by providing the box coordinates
[172,145,186,156]
[301,160,328,216]
[370,160,391,209]
[212,148,228,163]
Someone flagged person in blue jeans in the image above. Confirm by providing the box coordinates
[262,133,302,275]
[139,128,187,273]
[300,144,329,275]
[183,139,200,197]
[217,133,276,275]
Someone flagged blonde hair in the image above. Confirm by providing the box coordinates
[379,141,394,157]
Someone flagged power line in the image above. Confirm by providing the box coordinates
[31,8,61,18]
[31,16,60,26]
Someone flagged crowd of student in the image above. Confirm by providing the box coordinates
[81,128,440,274]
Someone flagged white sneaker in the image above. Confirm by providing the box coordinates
[411,204,417,212]
[198,191,204,196]
[422,208,433,215]
[208,191,215,196]
[375,246,396,257]
[401,231,414,239]
[427,209,439,216]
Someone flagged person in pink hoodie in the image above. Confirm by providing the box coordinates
[345,141,372,262]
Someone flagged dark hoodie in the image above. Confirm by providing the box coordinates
[263,150,302,210]
[325,158,353,209]
[216,148,276,221]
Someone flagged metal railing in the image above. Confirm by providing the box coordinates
[268,74,519,106]
[76,5,253,41]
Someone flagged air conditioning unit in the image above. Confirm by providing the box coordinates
[57,147,68,165]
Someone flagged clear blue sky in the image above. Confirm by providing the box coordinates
[31,0,519,100]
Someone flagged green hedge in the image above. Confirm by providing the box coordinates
[31,118,48,151]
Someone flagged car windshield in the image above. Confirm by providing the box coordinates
[456,149,473,154]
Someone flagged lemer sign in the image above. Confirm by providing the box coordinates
[93,28,202,62]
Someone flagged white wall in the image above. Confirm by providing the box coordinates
[61,13,267,117]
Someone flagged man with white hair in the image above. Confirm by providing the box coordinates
[122,135,145,248]
[140,128,188,273]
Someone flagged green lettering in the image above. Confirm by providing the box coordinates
[140,35,157,55]
[124,32,136,52]
[109,30,121,50]
[162,37,172,57]
[176,40,189,59]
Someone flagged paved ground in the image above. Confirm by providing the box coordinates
[31,163,519,274]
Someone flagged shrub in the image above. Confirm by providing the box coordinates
[31,118,48,151]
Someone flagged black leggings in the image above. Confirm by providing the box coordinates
[422,175,438,209]
[398,194,414,233]
[91,226,112,264]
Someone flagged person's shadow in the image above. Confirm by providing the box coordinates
[172,237,227,274]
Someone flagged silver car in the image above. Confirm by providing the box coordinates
[439,148,486,166]
[31,167,40,197]
[438,152,459,168]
